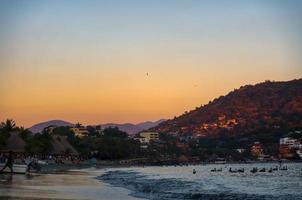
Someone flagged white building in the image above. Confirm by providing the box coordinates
[280,137,301,149]
[139,132,159,141]
[134,136,150,144]
[134,132,159,148]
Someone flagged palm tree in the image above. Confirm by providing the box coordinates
[0,119,16,148]
[1,119,17,132]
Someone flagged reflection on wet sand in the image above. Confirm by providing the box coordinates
[0,171,91,200]
[0,170,143,200]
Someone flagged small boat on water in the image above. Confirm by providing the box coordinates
[229,168,238,173]
[216,168,222,172]
[259,168,266,172]
[0,163,27,174]
[237,168,244,173]
[211,168,222,172]
[250,167,258,173]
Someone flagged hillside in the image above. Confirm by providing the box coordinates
[151,79,302,138]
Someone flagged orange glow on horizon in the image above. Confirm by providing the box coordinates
[0,1,301,127]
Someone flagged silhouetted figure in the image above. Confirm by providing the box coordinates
[193,169,196,174]
[0,151,14,174]
[278,159,282,168]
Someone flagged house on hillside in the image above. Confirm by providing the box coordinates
[70,127,89,138]
[139,132,159,141]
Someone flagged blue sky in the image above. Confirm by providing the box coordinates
[0,0,301,126]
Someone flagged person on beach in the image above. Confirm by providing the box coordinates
[0,153,6,163]
[0,151,14,174]
[25,155,34,173]
[25,155,41,173]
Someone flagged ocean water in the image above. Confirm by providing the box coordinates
[98,163,302,200]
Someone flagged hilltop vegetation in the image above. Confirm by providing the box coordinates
[151,79,302,138]
[1,79,301,162]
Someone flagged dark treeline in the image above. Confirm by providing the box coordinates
[0,119,147,160]
[55,126,144,159]
[1,119,301,162]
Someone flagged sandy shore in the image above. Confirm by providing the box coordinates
[0,168,144,200]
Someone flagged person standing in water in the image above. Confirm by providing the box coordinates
[0,151,14,174]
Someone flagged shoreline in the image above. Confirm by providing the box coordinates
[0,166,144,200]
[34,159,302,175]
[1,162,301,200]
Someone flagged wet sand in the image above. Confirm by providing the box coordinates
[0,169,144,200]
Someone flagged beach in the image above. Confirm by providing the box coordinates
[0,168,143,200]
[1,163,302,200]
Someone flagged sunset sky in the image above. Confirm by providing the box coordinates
[0,0,301,127]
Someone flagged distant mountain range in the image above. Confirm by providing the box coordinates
[102,119,166,135]
[29,119,166,135]
[151,79,302,137]
[29,120,74,133]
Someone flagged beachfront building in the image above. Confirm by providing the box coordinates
[70,127,89,138]
[280,137,301,149]
[250,142,264,158]
[279,137,302,159]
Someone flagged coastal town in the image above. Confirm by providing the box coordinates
[1,118,302,170]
